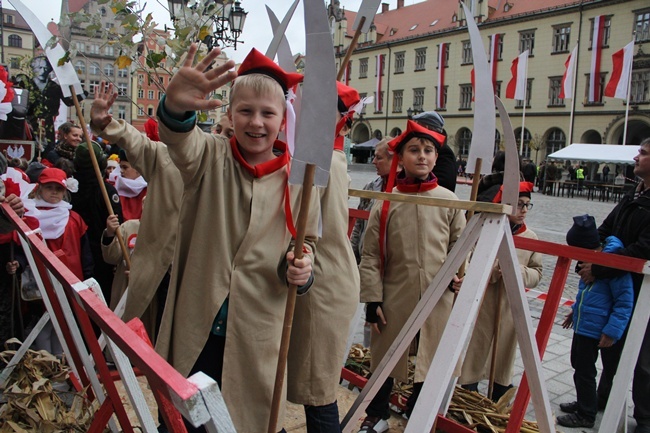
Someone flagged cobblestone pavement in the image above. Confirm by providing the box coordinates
[346,163,638,432]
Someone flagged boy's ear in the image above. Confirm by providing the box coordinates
[279,114,287,133]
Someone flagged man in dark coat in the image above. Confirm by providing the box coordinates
[579,137,650,433]
[522,160,537,185]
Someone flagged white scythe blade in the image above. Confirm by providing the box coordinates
[264,0,301,61]
[461,1,495,175]
[289,0,337,187]
[353,0,382,33]
[9,0,83,98]
[495,96,520,214]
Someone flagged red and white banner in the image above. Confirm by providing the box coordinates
[437,43,448,108]
[505,50,528,100]
[375,54,384,112]
[560,45,578,99]
[489,33,500,90]
[604,41,635,100]
[589,15,606,102]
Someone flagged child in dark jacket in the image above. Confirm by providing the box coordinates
[558,214,634,428]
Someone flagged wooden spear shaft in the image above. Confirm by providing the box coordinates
[268,163,316,433]
[69,86,131,270]
[337,17,366,81]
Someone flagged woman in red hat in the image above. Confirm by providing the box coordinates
[358,121,466,431]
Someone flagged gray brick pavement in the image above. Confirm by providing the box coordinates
[347,164,638,432]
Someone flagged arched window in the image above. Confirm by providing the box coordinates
[546,128,566,155]
[104,63,114,77]
[8,34,21,48]
[90,62,100,75]
[514,127,532,159]
[457,128,472,157]
[75,60,86,74]
[494,129,502,154]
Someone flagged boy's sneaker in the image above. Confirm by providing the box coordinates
[358,416,389,433]
[557,412,595,428]
[559,401,579,413]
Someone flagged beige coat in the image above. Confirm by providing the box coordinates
[101,220,140,310]
[459,227,542,385]
[97,120,183,339]
[360,186,466,383]
[157,124,319,433]
[287,150,360,405]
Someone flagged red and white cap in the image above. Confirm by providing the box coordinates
[237,48,303,94]
[38,168,67,188]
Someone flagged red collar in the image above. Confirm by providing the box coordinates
[395,172,438,193]
[230,137,290,178]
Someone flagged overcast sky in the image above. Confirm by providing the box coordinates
[24,0,426,63]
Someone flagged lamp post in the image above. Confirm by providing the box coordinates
[167,0,247,50]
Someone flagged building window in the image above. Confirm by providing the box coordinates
[462,40,472,64]
[584,73,606,104]
[392,90,403,112]
[589,16,611,47]
[490,34,504,60]
[118,68,128,78]
[494,81,502,98]
[76,42,85,52]
[515,79,533,108]
[104,64,114,77]
[221,90,228,112]
[138,107,144,116]
[359,93,368,115]
[635,10,650,42]
[630,70,649,103]
[6,15,13,24]
[519,30,535,55]
[89,80,100,94]
[90,62,100,75]
[118,105,126,120]
[9,58,19,69]
[100,7,107,16]
[374,91,384,113]
[460,84,473,110]
[147,106,154,116]
[413,88,425,110]
[552,25,571,53]
[148,90,154,99]
[414,48,427,71]
[458,128,472,156]
[138,89,144,99]
[105,46,114,56]
[8,34,21,48]
[138,74,144,84]
[394,51,405,74]
[516,128,532,159]
[158,91,164,100]
[75,60,86,74]
[546,128,566,155]
[117,83,128,96]
[105,22,113,30]
[359,58,368,79]
[89,44,100,54]
[436,86,448,109]
[548,77,564,107]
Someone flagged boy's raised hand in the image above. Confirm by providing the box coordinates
[91,81,118,131]
[164,44,237,117]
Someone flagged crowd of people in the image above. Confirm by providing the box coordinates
[0,46,648,433]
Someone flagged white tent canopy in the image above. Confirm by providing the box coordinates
[547,143,638,164]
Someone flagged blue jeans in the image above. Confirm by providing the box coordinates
[305,402,341,433]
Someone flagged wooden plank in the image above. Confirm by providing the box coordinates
[405,214,506,433]
[341,214,484,432]
[497,232,554,433]
[348,189,513,214]
[188,372,237,433]
[599,275,650,433]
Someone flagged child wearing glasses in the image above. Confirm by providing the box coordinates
[459,181,543,402]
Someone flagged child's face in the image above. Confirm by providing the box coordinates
[398,138,438,180]
[228,86,286,165]
[508,197,531,225]
[119,161,140,180]
[40,183,66,204]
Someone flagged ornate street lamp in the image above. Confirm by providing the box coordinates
[167,0,247,50]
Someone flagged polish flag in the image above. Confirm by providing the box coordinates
[489,34,500,90]
[588,15,605,102]
[560,45,578,99]
[604,41,635,100]
[375,54,384,112]
[437,43,448,108]
[505,50,529,100]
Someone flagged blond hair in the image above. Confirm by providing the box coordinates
[230,74,286,110]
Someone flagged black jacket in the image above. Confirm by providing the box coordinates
[593,185,650,295]
[433,143,457,192]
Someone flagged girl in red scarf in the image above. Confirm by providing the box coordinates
[358,121,466,431]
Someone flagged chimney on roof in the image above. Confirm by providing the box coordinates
[382,2,389,13]
[397,0,404,8]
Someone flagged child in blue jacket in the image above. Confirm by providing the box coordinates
[558,214,634,428]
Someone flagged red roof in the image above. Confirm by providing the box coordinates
[343,0,589,45]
